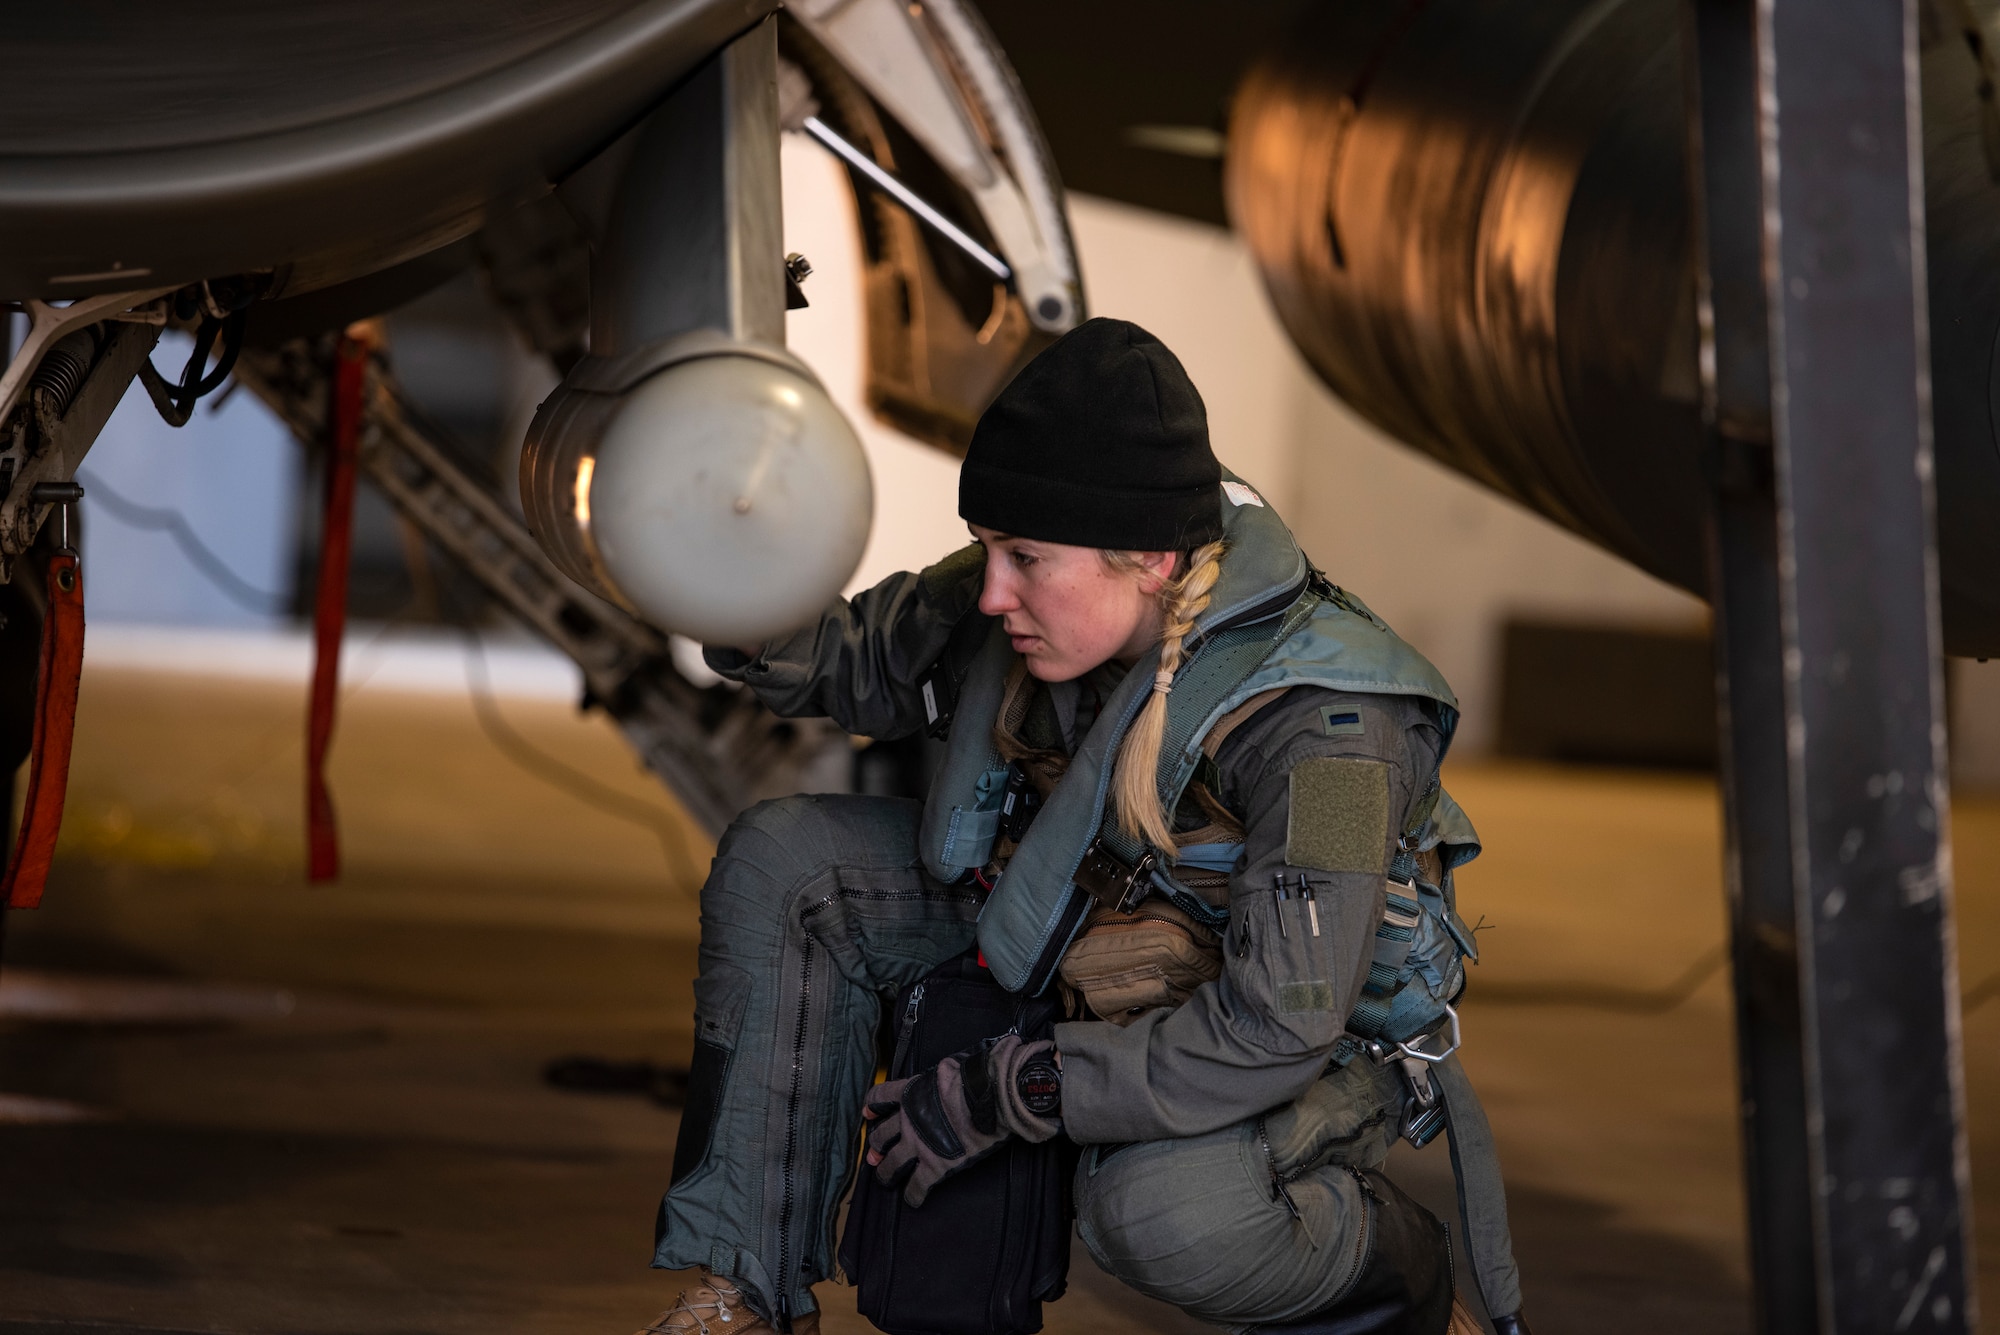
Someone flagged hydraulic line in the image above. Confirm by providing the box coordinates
[802,114,1012,282]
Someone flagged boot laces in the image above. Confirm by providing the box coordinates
[638,1277,746,1335]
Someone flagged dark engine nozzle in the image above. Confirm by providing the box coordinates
[1227,0,2000,655]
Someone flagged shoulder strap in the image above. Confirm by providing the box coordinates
[1200,686,1292,761]
[1387,776,1442,885]
[1435,1055,1526,1320]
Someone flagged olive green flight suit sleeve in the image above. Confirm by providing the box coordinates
[700,543,988,741]
[1052,688,1445,1144]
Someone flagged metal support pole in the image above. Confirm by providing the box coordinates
[1686,1,1977,1330]
[1685,2,1815,1327]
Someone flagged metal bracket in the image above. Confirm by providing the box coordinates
[0,287,176,433]
[1362,1003,1462,1069]
[0,319,163,577]
[1072,838,1159,915]
[787,0,1079,330]
[800,115,1011,281]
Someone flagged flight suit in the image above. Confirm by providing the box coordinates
[655,490,1491,1331]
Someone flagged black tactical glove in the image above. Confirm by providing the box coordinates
[862,1033,1062,1207]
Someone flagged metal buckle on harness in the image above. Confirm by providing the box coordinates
[999,763,1041,844]
[1361,1006,1461,1149]
[1359,1003,1462,1069]
[1395,1003,1461,1066]
[1401,1072,1448,1148]
[1072,838,1158,915]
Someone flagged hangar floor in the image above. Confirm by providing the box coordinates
[0,654,1994,1334]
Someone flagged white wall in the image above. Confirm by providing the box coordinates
[1949,661,2000,789]
[781,136,968,591]
[80,350,300,629]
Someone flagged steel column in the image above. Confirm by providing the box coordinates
[1686,1,1976,1330]
[1686,4,1816,1325]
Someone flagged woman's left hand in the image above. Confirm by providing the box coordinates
[862,1034,1062,1207]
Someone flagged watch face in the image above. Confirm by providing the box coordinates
[1016,1060,1062,1117]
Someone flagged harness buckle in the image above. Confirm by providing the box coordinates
[1393,1003,1462,1065]
[1379,1011,1461,1150]
[1073,838,1158,915]
[1358,1003,1462,1068]
[1398,1055,1438,1108]
[1000,762,1042,843]
[1401,1085,1448,1148]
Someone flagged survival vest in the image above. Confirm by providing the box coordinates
[912,473,1523,1318]
[918,472,1474,997]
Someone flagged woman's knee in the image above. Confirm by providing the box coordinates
[699,793,928,939]
[1075,1131,1371,1323]
[713,793,829,867]
[1074,1132,1285,1312]
[705,796,861,904]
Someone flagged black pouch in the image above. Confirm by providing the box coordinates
[839,950,1075,1335]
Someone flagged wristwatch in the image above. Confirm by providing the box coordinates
[1016,1056,1063,1117]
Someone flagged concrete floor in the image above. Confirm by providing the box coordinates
[0,662,1994,1333]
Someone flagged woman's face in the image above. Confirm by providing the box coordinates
[970,525,1177,682]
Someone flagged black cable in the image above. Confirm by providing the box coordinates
[459,629,703,890]
[76,467,290,616]
[58,460,708,895]
[190,310,245,398]
[136,310,246,428]
[84,448,702,892]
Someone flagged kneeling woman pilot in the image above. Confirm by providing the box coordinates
[640,318,1529,1335]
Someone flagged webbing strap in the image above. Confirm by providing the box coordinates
[0,551,85,910]
[1146,871,1232,932]
[305,328,371,884]
[1387,778,1441,885]
[1436,1054,1526,1320]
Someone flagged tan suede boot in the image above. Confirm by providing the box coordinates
[632,1274,820,1335]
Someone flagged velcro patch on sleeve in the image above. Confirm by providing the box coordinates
[1287,757,1390,875]
[1278,980,1337,1013]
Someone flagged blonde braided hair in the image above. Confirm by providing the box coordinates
[1108,539,1227,849]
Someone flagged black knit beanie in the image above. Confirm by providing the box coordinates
[959,317,1224,551]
